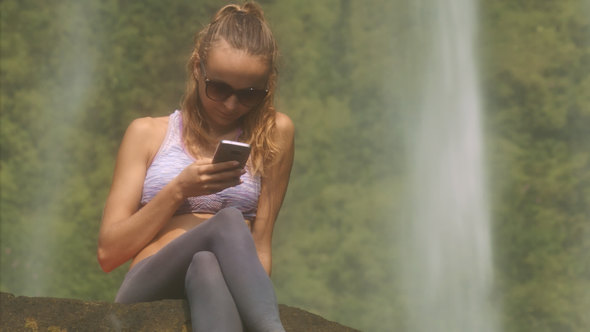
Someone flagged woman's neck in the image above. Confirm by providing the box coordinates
[207,125,241,142]
[186,124,242,160]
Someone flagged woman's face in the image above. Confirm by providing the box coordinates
[197,39,270,132]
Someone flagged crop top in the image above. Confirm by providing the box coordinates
[140,110,261,220]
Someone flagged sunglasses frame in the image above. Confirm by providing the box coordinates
[199,62,269,107]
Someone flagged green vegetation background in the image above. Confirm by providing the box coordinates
[1,1,588,331]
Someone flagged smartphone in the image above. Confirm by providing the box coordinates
[212,140,251,168]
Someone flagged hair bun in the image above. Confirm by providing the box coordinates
[242,2,265,20]
[213,2,265,22]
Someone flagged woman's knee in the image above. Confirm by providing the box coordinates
[216,207,244,223]
[187,251,218,272]
[211,208,250,237]
[186,251,220,286]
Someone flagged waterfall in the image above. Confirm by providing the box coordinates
[399,0,499,331]
[22,2,98,296]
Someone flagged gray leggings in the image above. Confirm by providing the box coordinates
[115,207,285,332]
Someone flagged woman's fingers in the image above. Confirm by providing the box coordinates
[202,171,244,191]
[201,177,243,194]
[178,159,246,197]
[197,161,244,180]
[199,170,244,194]
[204,160,242,173]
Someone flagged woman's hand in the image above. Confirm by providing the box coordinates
[174,159,246,198]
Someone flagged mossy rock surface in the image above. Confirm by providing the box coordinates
[0,292,359,331]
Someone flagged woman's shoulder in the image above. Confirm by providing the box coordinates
[127,115,169,134]
[124,115,170,143]
[121,115,171,157]
[271,111,294,155]
[273,111,294,138]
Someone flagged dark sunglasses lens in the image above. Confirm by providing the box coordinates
[236,89,267,107]
[206,81,233,101]
[206,80,267,106]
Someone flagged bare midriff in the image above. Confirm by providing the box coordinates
[130,213,251,269]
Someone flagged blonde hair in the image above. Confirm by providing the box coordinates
[181,2,279,176]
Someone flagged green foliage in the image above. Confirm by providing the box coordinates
[481,0,590,331]
[1,0,588,331]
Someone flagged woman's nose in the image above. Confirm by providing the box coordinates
[222,94,240,111]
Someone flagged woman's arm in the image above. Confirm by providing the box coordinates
[98,117,181,272]
[252,112,295,275]
[98,117,244,272]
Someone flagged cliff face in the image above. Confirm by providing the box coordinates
[0,292,359,332]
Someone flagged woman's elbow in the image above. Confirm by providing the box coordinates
[97,247,117,273]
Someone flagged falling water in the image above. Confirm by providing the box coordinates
[22,2,98,296]
[400,0,498,331]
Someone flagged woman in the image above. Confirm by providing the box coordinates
[97,2,293,331]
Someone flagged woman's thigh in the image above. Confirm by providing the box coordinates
[115,208,247,303]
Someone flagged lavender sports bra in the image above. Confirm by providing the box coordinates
[140,110,261,220]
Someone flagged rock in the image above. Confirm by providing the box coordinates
[0,292,359,331]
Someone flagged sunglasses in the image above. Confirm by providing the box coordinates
[200,63,269,108]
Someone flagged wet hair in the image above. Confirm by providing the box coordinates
[181,2,279,175]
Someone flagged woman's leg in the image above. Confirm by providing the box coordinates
[185,251,242,331]
[115,207,284,332]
